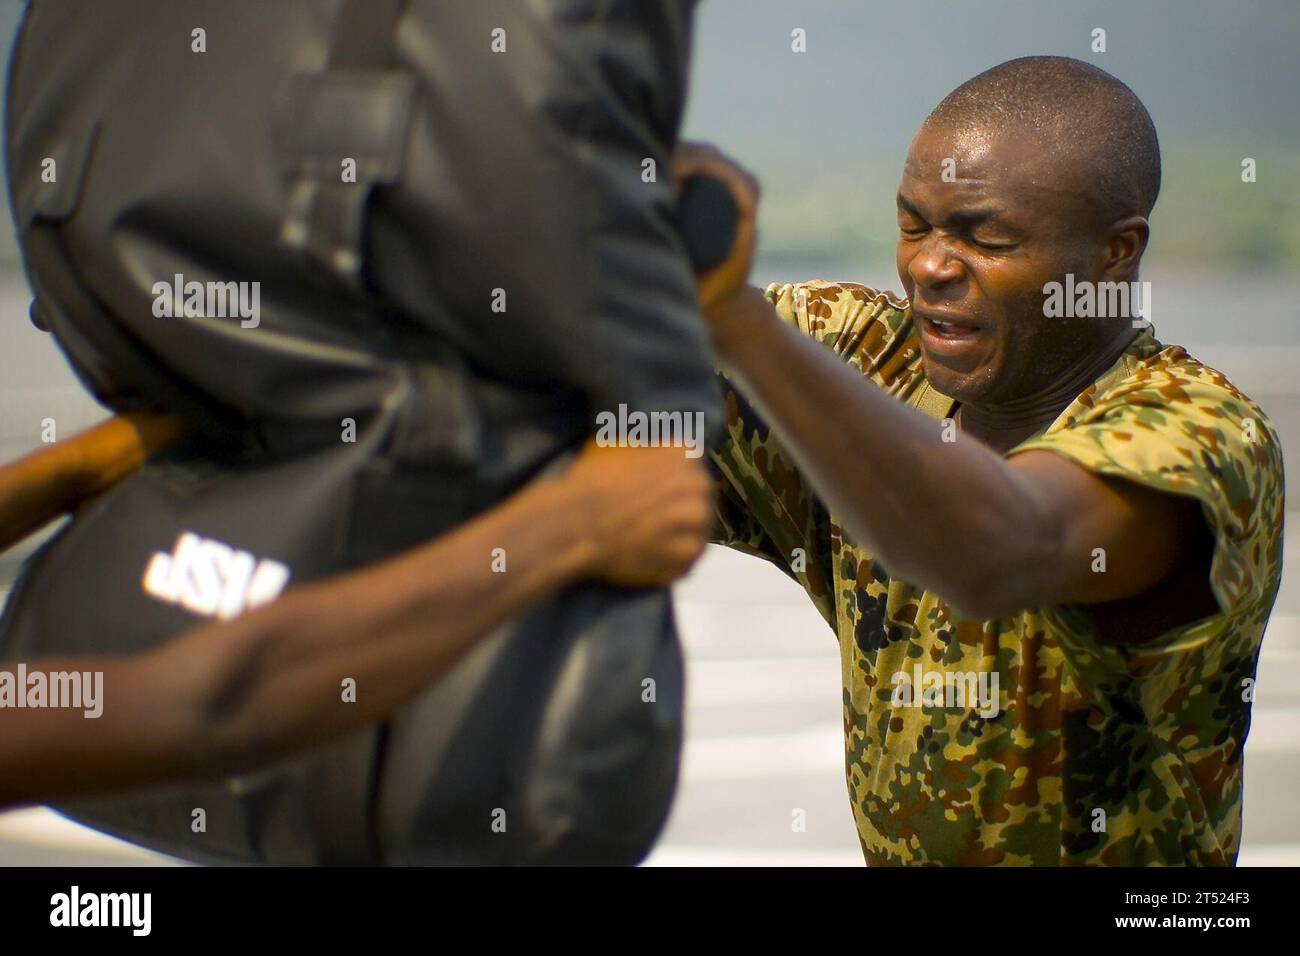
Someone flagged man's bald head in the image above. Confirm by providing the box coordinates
[923,56,1161,228]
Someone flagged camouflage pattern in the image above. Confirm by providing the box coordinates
[710,280,1286,865]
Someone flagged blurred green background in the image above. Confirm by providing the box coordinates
[683,0,1300,281]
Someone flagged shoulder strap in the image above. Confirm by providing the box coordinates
[331,0,409,67]
[275,0,413,297]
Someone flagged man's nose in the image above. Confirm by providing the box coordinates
[908,237,965,290]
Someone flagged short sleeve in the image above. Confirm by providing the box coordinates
[1009,360,1285,648]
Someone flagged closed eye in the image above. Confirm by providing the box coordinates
[968,235,1017,252]
[898,218,929,238]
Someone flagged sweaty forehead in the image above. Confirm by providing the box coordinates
[905,121,1049,184]
[901,119,1094,218]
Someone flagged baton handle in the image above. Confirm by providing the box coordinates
[0,410,186,552]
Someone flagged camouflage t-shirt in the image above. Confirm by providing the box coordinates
[710,280,1285,865]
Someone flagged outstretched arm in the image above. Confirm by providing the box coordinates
[0,442,712,807]
[701,285,1200,620]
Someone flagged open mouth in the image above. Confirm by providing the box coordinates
[921,316,982,339]
[914,310,989,362]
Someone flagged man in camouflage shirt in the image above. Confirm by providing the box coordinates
[676,56,1284,865]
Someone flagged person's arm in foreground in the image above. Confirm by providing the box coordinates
[677,145,1203,623]
[0,442,711,808]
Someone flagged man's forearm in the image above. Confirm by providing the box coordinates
[188,473,601,767]
[0,474,598,806]
[713,286,1057,615]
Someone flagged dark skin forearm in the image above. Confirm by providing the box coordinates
[0,475,597,807]
[714,285,1197,620]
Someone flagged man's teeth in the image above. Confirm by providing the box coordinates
[931,318,974,331]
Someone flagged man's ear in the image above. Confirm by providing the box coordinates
[1101,215,1150,282]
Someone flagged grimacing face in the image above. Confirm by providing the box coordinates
[896,121,1125,408]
